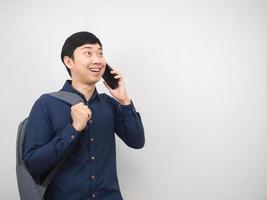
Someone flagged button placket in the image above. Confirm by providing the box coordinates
[87,101,97,197]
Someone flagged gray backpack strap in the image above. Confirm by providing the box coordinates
[40,91,84,192]
[47,91,85,105]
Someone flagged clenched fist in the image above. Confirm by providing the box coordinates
[71,102,92,132]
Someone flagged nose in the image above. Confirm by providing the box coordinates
[91,53,102,64]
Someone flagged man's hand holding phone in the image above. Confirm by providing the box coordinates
[103,64,131,105]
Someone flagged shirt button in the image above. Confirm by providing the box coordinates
[90,137,94,142]
[91,156,95,160]
[71,135,75,139]
[91,175,96,179]
[89,120,93,123]
[92,193,96,198]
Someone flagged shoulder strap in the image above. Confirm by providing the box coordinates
[41,144,76,189]
[41,91,84,190]
[47,91,85,105]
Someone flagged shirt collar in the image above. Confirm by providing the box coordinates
[61,80,100,102]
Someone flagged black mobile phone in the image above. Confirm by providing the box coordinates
[102,64,119,89]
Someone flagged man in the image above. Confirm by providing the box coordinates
[24,31,145,200]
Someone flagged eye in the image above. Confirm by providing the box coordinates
[99,52,103,56]
[85,51,92,56]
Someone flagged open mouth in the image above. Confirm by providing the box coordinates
[89,68,101,73]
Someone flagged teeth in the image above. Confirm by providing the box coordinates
[90,68,100,72]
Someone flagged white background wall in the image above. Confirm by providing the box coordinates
[1,0,267,199]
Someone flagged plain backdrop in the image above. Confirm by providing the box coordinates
[1,0,267,199]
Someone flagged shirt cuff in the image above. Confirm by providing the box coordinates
[117,100,138,117]
[61,122,81,144]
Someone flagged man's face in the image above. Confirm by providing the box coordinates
[67,43,106,85]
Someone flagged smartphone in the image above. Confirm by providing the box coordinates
[102,64,119,89]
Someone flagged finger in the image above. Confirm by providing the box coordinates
[111,71,121,77]
[110,66,118,71]
[84,106,91,112]
[85,107,92,114]
[110,71,119,76]
[114,74,123,79]
[82,105,89,112]
[83,110,91,118]
[110,68,120,74]
[75,102,84,106]
[84,109,91,114]
[114,71,123,78]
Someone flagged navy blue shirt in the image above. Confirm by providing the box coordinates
[24,80,145,200]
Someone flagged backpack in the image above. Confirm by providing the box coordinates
[16,91,84,200]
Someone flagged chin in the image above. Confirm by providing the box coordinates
[87,77,101,85]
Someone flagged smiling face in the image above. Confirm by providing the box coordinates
[64,43,106,85]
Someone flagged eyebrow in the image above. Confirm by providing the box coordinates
[81,46,102,50]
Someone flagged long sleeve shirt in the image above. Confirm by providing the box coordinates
[23,80,145,200]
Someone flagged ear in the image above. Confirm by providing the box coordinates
[63,56,74,70]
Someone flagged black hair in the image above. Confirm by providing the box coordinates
[61,31,102,77]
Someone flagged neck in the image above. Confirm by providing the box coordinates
[71,79,95,101]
